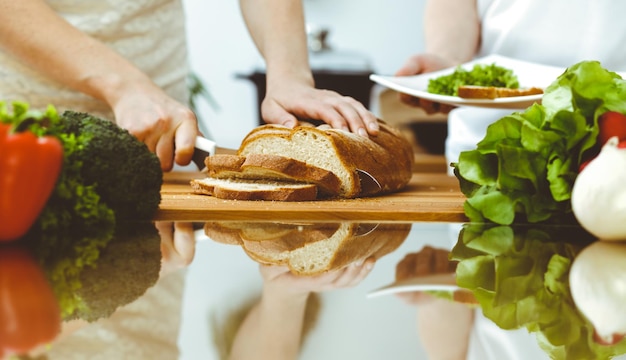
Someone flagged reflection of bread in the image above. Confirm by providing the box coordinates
[457,85,544,99]
[204,221,411,275]
[205,153,341,197]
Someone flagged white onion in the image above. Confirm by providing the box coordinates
[569,241,626,343]
[571,136,626,240]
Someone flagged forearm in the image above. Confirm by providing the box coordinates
[416,298,474,359]
[0,0,156,106]
[423,0,480,64]
[229,290,309,360]
[238,0,313,88]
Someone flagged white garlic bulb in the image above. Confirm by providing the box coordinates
[571,136,626,240]
[569,241,626,344]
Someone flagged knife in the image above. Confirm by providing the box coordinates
[191,136,238,170]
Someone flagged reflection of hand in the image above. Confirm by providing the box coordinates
[109,82,199,171]
[394,53,458,114]
[156,222,196,276]
[260,257,376,297]
[262,80,380,137]
[394,246,459,305]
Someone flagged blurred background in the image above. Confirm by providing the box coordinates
[183,0,429,149]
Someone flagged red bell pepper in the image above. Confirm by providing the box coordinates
[598,111,626,146]
[0,245,61,357]
[0,123,63,241]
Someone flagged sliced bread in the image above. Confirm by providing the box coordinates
[204,221,412,275]
[237,121,414,198]
[190,177,317,201]
[205,153,341,197]
[457,85,544,99]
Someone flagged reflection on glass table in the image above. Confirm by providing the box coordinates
[5,220,626,359]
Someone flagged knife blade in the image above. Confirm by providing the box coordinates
[192,136,238,170]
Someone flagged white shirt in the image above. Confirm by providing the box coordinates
[446,0,626,174]
[449,2,626,358]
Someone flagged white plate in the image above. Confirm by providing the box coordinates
[367,273,459,298]
[370,54,566,110]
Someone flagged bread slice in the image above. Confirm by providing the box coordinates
[237,121,414,198]
[204,222,340,265]
[457,85,544,99]
[205,153,341,197]
[190,177,317,201]
[204,221,411,275]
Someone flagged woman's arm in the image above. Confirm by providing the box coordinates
[238,0,379,137]
[0,0,198,171]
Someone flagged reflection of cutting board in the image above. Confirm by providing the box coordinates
[155,170,467,222]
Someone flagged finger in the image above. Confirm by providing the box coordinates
[155,133,175,171]
[335,98,380,137]
[331,99,368,136]
[439,103,456,114]
[155,221,175,262]
[433,249,455,273]
[419,99,441,114]
[344,257,376,287]
[261,100,299,127]
[395,55,424,76]
[172,222,196,266]
[399,93,423,108]
[259,264,291,281]
[174,116,198,166]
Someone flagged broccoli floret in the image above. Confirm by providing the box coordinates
[63,221,161,322]
[57,111,163,220]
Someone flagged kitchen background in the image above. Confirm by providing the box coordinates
[178,0,437,359]
[183,0,427,148]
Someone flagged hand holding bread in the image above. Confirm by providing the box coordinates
[191,120,414,201]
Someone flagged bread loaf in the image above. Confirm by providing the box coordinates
[204,221,411,275]
[457,85,544,99]
[190,177,317,201]
[205,153,341,197]
[237,121,414,198]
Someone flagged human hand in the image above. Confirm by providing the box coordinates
[394,53,458,114]
[261,81,380,137]
[109,83,199,171]
[156,221,197,276]
[259,257,376,299]
[394,246,475,305]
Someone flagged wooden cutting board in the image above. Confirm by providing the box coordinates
[155,168,468,222]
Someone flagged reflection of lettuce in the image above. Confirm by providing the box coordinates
[25,221,161,321]
[454,61,626,225]
[450,223,626,360]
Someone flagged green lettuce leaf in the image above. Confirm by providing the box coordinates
[450,223,626,360]
[454,61,626,225]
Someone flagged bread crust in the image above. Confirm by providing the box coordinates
[205,153,341,197]
[457,85,544,99]
[190,177,317,201]
[203,221,411,275]
[237,121,414,198]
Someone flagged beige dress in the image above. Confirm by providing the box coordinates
[2,1,191,358]
[46,271,186,360]
[0,0,190,120]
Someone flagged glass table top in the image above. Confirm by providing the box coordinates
[3,219,626,360]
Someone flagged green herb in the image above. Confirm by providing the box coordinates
[428,63,520,96]
[453,60,626,225]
